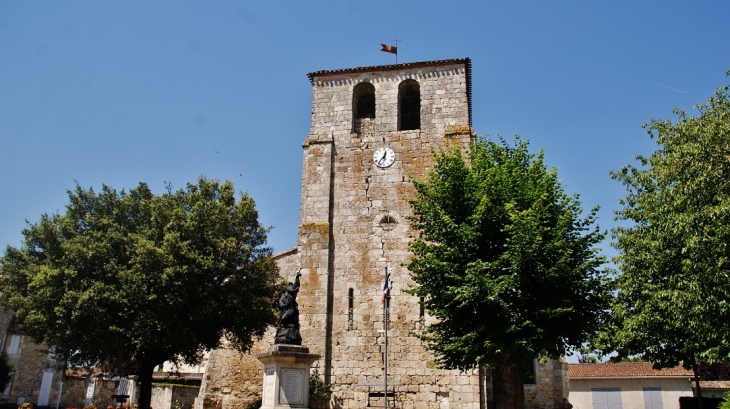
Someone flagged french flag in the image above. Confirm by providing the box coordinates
[381,272,390,304]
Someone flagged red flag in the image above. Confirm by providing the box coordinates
[381,44,397,54]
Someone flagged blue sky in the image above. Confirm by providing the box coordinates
[2,1,729,262]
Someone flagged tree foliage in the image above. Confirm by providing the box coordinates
[0,177,281,409]
[700,361,730,382]
[597,76,730,376]
[407,136,609,409]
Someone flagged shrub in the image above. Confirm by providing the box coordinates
[719,394,730,409]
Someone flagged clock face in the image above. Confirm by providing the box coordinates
[373,147,395,168]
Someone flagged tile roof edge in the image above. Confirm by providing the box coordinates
[306,58,471,83]
[571,375,693,379]
[273,247,298,259]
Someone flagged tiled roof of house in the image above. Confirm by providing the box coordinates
[569,363,693,378]
[65,366,101,379]
[699,381,730,390]
[272,247,297,260]
[152,371,203,381]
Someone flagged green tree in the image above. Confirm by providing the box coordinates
[0,177,281,409]
[597,74,730,407]
[407,136,610,409]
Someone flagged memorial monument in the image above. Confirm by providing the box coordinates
[274,272,303,345]
[257,272,319,409]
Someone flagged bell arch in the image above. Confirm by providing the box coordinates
[398,79,420,131]
[353,82,375,120]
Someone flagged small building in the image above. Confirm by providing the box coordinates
[568,363,694,409]
[1,311,64,408]
[2,310,194,409]
[696,381,730,399]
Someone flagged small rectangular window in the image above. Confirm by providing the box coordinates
[84,378,97,406]
[593,388,623,409]
[118,378,129,395]
[643,388,663,409]
[6,334,21,355]
[523,359,536,385]
[2,371,13,395]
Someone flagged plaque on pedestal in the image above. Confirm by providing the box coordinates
[257,345,320,409]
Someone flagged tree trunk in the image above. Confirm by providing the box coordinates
[493,357,524,409]
[137,360,159,409]
[693,365,704,409]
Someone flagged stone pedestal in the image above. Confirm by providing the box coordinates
[257,345,320,409]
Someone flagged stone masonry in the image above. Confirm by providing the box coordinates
[198,59,568,409]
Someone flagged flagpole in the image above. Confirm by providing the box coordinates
[394,38,399,64]
[383,266,388,409]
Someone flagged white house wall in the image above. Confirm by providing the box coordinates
[569,378,692,409]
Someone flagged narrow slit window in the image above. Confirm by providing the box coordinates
[398,79,420,131]
[348,288,354,330]
[2,372,13,395]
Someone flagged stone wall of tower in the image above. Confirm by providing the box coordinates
[297,135,335,367]
[297,61,480,409]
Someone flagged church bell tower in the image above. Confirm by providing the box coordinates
[295,59,483,409]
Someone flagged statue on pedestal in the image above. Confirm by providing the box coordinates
[275,271,302,345]
[259,271,318,409]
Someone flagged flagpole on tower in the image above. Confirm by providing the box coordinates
[394,37,400,64]
[382,267,390,409]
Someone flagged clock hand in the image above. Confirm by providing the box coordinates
[379,151,387,164]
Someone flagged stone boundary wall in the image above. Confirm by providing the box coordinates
[151,385,199,409]
[195,332,275,409]
[524,360,570,409]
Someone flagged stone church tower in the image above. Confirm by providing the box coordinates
[197,59,568,409]
[293,58,478,409]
